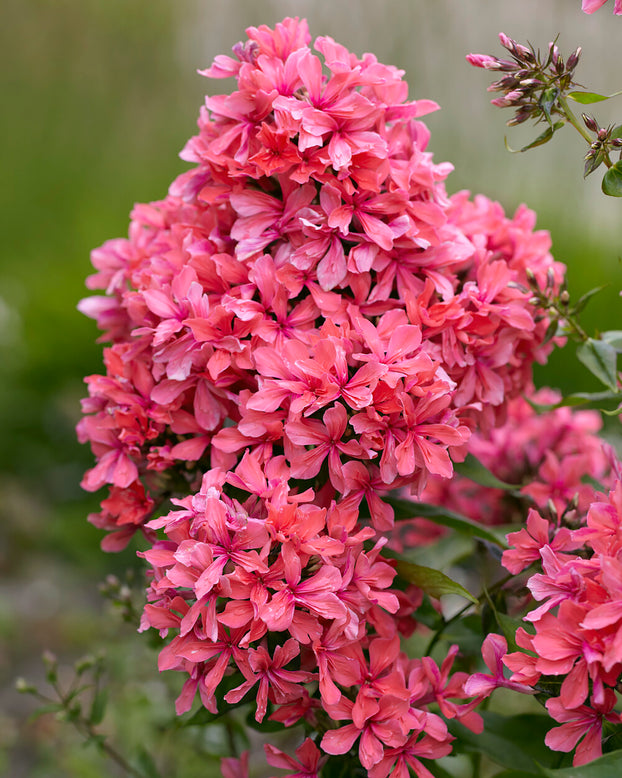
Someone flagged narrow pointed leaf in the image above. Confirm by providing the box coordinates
[454,453,520,490]
[540,87,560,125]
[88,688,108,726]
[394,560,478,604]
[567,90,620,104]
[449,712,556,771]
[572,285,606,315]
[386,497,507,548]
[602,160,622,197]
[540,749,622,777]
[576,338,618,391]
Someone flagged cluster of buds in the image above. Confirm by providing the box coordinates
[582,113,622,176]
[467,33,581,127]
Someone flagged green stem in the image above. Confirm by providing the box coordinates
[559,96,593,143]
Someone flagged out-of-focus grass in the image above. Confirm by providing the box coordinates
[2,2,621,776]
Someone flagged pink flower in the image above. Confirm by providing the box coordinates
[545,692,619,766]
[463,634,534,698]
[582,0,622,14]
[264,738,325,778]
[221,752,249,778]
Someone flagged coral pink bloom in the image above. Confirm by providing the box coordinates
[545,692,619,766]
[259,543,347,636]
[368,732,454,778]
[464,633,534,698]
[264,738,325,778]
[285,403,366,488]
[225,638,313,722]
[321,695,414,770]
[312,622,364,705]
[503,508,565,574]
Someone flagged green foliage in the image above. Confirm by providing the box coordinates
[454,454,521,490]
[567,91,622,104]
[540,750,622,777]
[394,560,478,603]
[576,338,618,391]
[388,497,508,547]
[449,712,557,772]
[602,161,622,197]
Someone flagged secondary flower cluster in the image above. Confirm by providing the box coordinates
[392,388,617,552]
[467,33,582,128]
[78,17,570,778]
[466,480,622,767]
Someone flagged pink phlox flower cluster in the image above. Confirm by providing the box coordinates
[78,19,562,551]
[582,0,622,14]
[77,17,571,776]
[500,480,622,765]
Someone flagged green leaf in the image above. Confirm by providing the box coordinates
[572,285,606,315]
[494,772,546,778]
[387,497,508,548]
[406,531,474,570]
[28,703,63,722]
[540,87,560,125]
[567,91,614,104]
[542,317,562,346]
[602,160,622,197]
[449,712,556,772]
[135,748,162,778]
[394,560,478,604]
[454,454,520,490]
[601,330,622,351]
[495,611,530,653]
[576,338,618,391]
[612,124,622,140]
[88,687,107,726]
[412,594,445,630]
[540,749,622,777]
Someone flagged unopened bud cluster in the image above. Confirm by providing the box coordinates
[467,33,581,126]
[582,113,622,177]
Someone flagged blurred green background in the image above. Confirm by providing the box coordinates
[1,1,620,775]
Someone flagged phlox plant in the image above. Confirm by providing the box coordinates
[22,9,622,778]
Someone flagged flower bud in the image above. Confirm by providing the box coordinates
[566,47,582,71]
[466,53,502,70]
[582,114,599,133]
[16,678,37,695]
